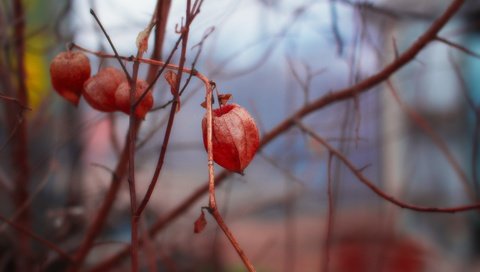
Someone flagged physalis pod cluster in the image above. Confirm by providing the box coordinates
[49,51,153,119]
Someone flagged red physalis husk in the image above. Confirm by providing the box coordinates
[83,67,126,112]
[115,79,153,119]
[50,51,91,106]
[202,103,260,174]
[193,210,207,234]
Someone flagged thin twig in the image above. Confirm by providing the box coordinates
[386,79,474,201]
[135,0,204,217]
[198,19,256,268]
[0,161,58,233]
[448,53,480,196]
[88,2,468,269]
[435,35,480,59]
[323,153,334,272]
[127,43,142,272]
[0,93,30,109]
[69,126,139,272]
[329,0,344,55]
[11,0,31,269]
[296,120,480,213]
[89,9,132,82]
[0,213,73,263]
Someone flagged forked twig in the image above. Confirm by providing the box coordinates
[386,79,474,201]
[296,120,480,213]
[88,1,468,269]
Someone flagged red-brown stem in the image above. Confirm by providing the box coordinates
[88,173,229,272]
[199,17,255,269]
[88,1,467,270]
[146,0,172,82]
[11,0,31,269]
[12,0,27,106]
[0,213,73,263]
[70,10,144,272]
[140,216,158,272]
[135,0,192,226]
[323,153,334,272]
[208,208,256,272]
[386,80,474,201]
[136,0,205,216]
[89,9,131,82]
[0,93,30,109]
[72,44,196,76]
[296,121,480,213]
[135,92,179,217]
[435,36,480,59]
[134,43,184,217]
[69,123,140,272]
[449,56,480,195]
[127,51,142,272]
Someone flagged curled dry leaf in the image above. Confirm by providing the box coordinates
[165,70,180,112]
[50,51,91,106]
[194,210,207,234]
[164,70,178,95]
[202,103,260,174]
[136,27,150,55]
[83,67,126,112]
[115,80,154,119]
[218,93,232,106]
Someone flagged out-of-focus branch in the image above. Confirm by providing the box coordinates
[296,121,480,213]
[89,1,467,269]
[323,153,335,272]
[386,79,474,201]
[10,0,32,270]
[0,213,73,263]
[435,35,480,59]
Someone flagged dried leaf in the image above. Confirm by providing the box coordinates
[218,93,232,106]
[164,70,178,93]
[194,210,207,234]
[165,71,181,112]
[136,28,150,54]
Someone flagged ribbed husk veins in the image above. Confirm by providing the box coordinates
[83,67,126,112]
[202,103,260,174]
[50,51,91,106]
[115,80,153,119]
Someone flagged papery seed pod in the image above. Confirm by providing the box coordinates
[202,103,260,174]
[193,210,207,234]
[83,67,126,112]
[115,80,153,119]
[49,51,91,106]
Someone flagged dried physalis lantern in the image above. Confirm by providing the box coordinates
[49,51,91,105]
[83,67,126,112]
[115,80,153,119]
[202,102,260,174]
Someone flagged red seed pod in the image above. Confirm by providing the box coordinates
[193,210,207,234]
[49,51,91,106]
[83,67,126,112]
[115,80,154,119]
[202,103,260,174]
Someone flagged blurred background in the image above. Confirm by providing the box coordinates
[1,0,480,271]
